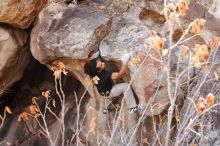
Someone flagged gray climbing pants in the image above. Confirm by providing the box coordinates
[103,82,137,109]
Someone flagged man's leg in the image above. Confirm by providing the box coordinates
[108,83,137,109]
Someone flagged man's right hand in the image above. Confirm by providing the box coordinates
[121,53,130,65]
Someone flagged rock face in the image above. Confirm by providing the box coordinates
[0,0,48,29]
[1,0,219,145]
[0,25,30,96]
[30,3,111,63]
[187,0,220,36]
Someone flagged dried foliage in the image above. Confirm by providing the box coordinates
[42,90,51,99]
[17,62,68,146]
[145,31,166,55]
[210,35,219,49]
[52,61,68,80]
[18,112,29,122]
[191,19,206,34]
[206,93,215,107]
[0,106,12,128]
[177,0,189,16]
[4,106,12,114]
[152,1,220,146]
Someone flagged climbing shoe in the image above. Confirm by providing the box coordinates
[129,105,140,114]
[103,108,113,114]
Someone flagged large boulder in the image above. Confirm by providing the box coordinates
[30,3,111,63]
[30,3,112,106]
[0,25,30,96]
[0,0,49,29]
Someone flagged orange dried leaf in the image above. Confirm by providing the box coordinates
[155,38,165,50]
[192,55,201,68]
[42,90,51,99]
[22,112,29,121]
[183,46,190,57]
[200,45,209,61]
[52,99,56,107]
[143,137,149,144]
[210,36,219,49]
[207,93,215,107]
[193,44,209,62]
[18,112,29,122]
[191,19,206,34]
[30,105,38,115]
[131,56,142,64]
[197,102,206,113]
[58,61,65,70]
[32,97,38,105]
[5,106,12,114]
[180,45,190,56]
[177,0,189,16]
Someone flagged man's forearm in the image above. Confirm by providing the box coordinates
[111,63,128,80]
[118,64,127,77]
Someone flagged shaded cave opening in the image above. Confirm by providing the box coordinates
[0,56,88,144]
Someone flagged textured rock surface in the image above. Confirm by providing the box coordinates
[0,0,48,29]
[0,25,30,96]
[30,3,111,63]
[187,0,220,36]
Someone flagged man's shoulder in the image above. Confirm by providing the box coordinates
[98,71,112,79]
[100,70,112,75]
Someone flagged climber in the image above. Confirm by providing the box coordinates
[82,51,139,114]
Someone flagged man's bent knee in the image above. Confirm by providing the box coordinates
[121,82,131,92]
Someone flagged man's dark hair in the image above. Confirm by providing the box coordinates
[84,59,98,77]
